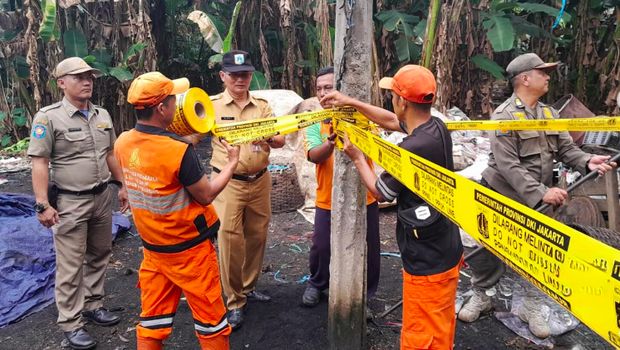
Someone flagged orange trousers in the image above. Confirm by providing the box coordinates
[136,240,231,350]
[401,257,463,350]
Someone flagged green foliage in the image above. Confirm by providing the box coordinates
[471,55,505,80]
[495,2,572,23]
[14,56,29,79]
[63,29,88,57]
[222,1,242,53]
[250,71,270,90]
[375,9,424,63]
[89,48,113,75]
[375,10,419,34]
[1,135,10,148]
[11,108,26,127]
[482,1,573,53]
[1,137,29,155]
[1,30,19,42]
[109,67,134,82]
[39,0,57,42]
[484,15,515,52]
[123,42,148,66]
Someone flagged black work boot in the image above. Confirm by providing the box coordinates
[63,327,97,350]
[82,307,121,326]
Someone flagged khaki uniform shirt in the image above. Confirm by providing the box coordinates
[210,90,274,175]
[27,98,116,192]
[482,93,591,208]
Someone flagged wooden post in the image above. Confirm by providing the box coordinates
[328,1,372,349]
[605,170,620,230]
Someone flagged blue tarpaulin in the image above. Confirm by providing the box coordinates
[0,193,131,328]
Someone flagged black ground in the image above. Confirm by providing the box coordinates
[0,150,613,349]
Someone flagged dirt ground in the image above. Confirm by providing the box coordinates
[0,147,613,349]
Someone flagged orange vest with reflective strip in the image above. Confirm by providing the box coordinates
[114,129,219,253]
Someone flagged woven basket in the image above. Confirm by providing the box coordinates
[269,163,305,213]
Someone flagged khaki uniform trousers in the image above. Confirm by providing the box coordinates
[53,187,113,331]
[212,172,271,310]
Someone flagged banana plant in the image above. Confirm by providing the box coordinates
[482,1,572,52]
[187,1,268,89]
[375,9,425,63]
[39,0,59,42]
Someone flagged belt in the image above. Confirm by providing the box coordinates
[56,182,109,196]
[212,167,268,182]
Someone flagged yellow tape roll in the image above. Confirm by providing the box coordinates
[167,87,215,136]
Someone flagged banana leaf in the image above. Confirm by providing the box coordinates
[63,29,88,58]
[188,10,224,54]
[484,15,515,52]
[38,0,57,42]
[471,55,505,80]
[222,1,242,53]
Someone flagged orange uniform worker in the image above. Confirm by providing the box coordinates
[115,72,240,350]
[326,66,464,349]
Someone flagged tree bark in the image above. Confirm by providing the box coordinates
[328,1,372,349]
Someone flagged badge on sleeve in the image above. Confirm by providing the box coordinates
[542,107,554,119]
[495,130,512,137]
[32,125,47,139]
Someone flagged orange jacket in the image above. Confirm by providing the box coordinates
[115,129,219,253]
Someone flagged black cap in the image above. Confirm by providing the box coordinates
[221,50,255,73]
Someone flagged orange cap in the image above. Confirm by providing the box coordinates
[127,72,190,109]
[378,65,436,104]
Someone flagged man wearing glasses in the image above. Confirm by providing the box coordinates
[210,50,285,330]
[28,57,128,349]
[301,66,381,309]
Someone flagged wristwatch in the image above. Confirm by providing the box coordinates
[34,202,49,214]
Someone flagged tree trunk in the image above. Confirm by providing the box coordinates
[328,1,372,349]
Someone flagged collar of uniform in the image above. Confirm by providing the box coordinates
[135,123,178,137]
[222,89,259,107]
[61,97,97,118]
[509,93,526,110]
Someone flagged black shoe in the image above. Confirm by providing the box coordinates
[246,290,271,302]
[302,286,321,307]
[63,327,97,350]
[228,308,244,330]
[82,307,120,326]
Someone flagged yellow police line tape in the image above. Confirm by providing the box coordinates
[446,117,620,132]
[168,88,620,141]
[338,119,620,348]
[210,107,371,145]
[210,112,620,144]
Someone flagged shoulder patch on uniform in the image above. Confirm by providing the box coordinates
[39,102,62,113]
[35,116,49,125]
[495,130,512,137]
[32,125,47,139]
[511,111,527,120]
[514,98,525,109]
[542,106,556,119]
[210,93,224,100]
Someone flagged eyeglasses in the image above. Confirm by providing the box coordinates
[63,73,94,81]
[224,71,252,80]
